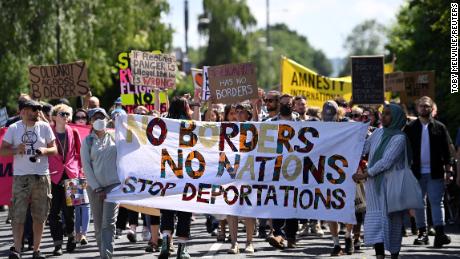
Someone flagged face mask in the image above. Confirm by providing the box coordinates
[279,104,292,116]
[92,119,107,131]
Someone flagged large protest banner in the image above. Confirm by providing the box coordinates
[0,128,13,205]
[116,51,168,113]
[29,61,90,99]
[207,62,258,104]
[0,125,91,205]
[130,50,177,89]
[281,57,352,108]
[107,115,368,223]
[351,56,385,104]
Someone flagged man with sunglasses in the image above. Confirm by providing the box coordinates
[1,99,58,259]
[262,90,280,121]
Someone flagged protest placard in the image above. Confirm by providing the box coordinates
[107,115,368,223]
[207,62,258,104]
[64,178,89,206]
[351,56,385,104]
[117,51,168,113]
[191,67,211,101]
[400,71,435,105]
[385,71,405,92]
[29,61,90,99]
[130,50,177,89]
[0,107,8,127]
[281,57,352,108]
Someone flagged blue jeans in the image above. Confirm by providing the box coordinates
[75,204,91,235]
[415,174,445,229]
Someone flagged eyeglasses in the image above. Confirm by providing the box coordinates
[58,112,70,117]
[74,115,87,120]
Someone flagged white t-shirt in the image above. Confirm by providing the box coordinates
[420,123,431,174]
[3,120,55,176]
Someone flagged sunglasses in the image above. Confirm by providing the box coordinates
[352,114,361,118]
[74,115,87,120]
[58,112,70,117]
[29,106,41,112]
[264,98,278,103]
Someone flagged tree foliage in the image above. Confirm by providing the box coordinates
[339,19,387,76]
[387,0,457,134]
[198,0,256,66]
[0,0,172,112]
[248,24,332,89]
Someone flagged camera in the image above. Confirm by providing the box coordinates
[29,149,42,163]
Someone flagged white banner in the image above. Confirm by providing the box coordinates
[107,115,368,223]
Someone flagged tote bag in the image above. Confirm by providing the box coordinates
[384,146,424,214]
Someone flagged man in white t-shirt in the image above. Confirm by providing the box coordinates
[0,100,57,259]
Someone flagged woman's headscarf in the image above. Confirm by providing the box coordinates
[369,103,410,193]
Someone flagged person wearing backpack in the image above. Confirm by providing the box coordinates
[81,108,120,259]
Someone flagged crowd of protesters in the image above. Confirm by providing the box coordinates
[1,89,459,259]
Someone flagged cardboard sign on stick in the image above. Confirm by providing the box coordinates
[29,61,90,99]
[351,56,385,104]
[207,62,258,104]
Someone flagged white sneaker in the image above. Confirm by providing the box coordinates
[298,224,310,237]
[244,243,255,254]
[142,227,151,241]
[227,242,239,254]
[310,225,324,237]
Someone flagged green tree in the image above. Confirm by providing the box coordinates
[339,19,387,76]
[198,0,256,66]
[387,0,457,134]
[248,23,333,89]
[0,0,172,112]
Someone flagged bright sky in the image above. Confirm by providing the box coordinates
[162,0,405,59]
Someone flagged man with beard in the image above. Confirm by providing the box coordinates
[404,96,455,248]
[266,94,300,249]
[262,90,280,121]
[294,95,319,121]
[1,100,58,259]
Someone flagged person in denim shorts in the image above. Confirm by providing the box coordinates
[0,99,57,259]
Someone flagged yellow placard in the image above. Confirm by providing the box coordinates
[281,57,392,108]
[281,57,352,108]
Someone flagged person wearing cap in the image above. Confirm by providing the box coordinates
[81,108,120,259]
[0,99,58,259]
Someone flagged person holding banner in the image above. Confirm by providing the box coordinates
[48,104,82,255]
[320,100,354,256]
[1,100,58,259]
[158,97,193,259]
[353,104,409,259]
[266,94,301,249]
[81,108,120,259]
[226,103,256,254]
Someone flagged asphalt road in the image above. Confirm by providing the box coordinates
[0,210,459,258]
